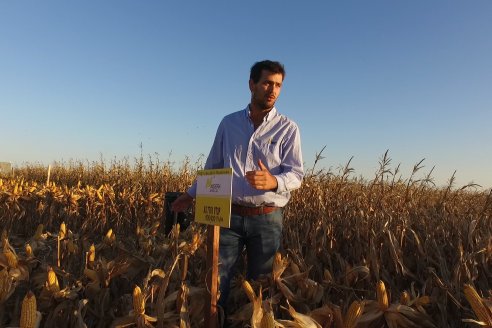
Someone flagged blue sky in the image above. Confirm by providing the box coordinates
[1,1,491,188]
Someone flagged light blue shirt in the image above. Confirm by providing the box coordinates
[188,106,303,208]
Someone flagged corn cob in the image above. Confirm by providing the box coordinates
[133,285,145,314]
[59,222,66,240]
[415,295,431,307]
[96,185,104,201]
[20,291,37,328]
[184,232,201,254]
[464,284,492,325]
[3,248,18,268]
[88,244,96,262]
[400,290,410,305]
[47,268,60,292]
[25,244,33,258]
[376,280,389,311]
[136,225,143,236]
[104,229,115,244]
[344,300,363,328]
[242,280,256,302]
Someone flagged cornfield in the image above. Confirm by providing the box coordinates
[0,153,491,327]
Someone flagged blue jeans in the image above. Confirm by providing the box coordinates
[218,209,283,307]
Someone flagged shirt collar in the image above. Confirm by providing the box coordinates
[245,105,278,122]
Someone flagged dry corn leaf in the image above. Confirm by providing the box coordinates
[308,305,336,327]
[284,301,322,328]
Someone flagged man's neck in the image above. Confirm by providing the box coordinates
[249,104,272,129]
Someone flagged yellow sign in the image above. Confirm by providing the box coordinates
[195,168,232,227]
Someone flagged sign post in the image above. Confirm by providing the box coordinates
[195,168,232,328]
[205,225,220,328]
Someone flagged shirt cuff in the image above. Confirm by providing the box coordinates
[274,175,287,193]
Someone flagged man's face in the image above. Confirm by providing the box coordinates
[249,70,283,110]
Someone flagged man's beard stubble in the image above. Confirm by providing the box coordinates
[252,93,275,111]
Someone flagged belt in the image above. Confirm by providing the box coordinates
[231,204,280,216]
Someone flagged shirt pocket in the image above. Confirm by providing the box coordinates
[257,139,281,168]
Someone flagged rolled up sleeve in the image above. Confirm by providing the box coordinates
[274,124,303,193]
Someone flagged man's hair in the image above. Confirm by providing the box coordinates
[250,60,285,83]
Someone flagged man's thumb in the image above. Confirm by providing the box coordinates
[258,159,268,171]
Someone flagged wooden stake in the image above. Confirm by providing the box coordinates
[46,165,51,186]
[57,236,61,267]
[204,224,220,328]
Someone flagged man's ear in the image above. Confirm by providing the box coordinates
[249,79,254,92]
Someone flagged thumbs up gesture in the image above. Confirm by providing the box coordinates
[245,159,278,191]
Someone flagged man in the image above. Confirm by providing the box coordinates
[172,60,303,308]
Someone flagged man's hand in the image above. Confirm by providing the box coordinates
[245,159,278,191]
[171,192,193,212]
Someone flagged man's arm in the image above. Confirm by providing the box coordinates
[272,124,304,193]
[171,192,193,213]
[247,124,303,192]
[245,159,278,191]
